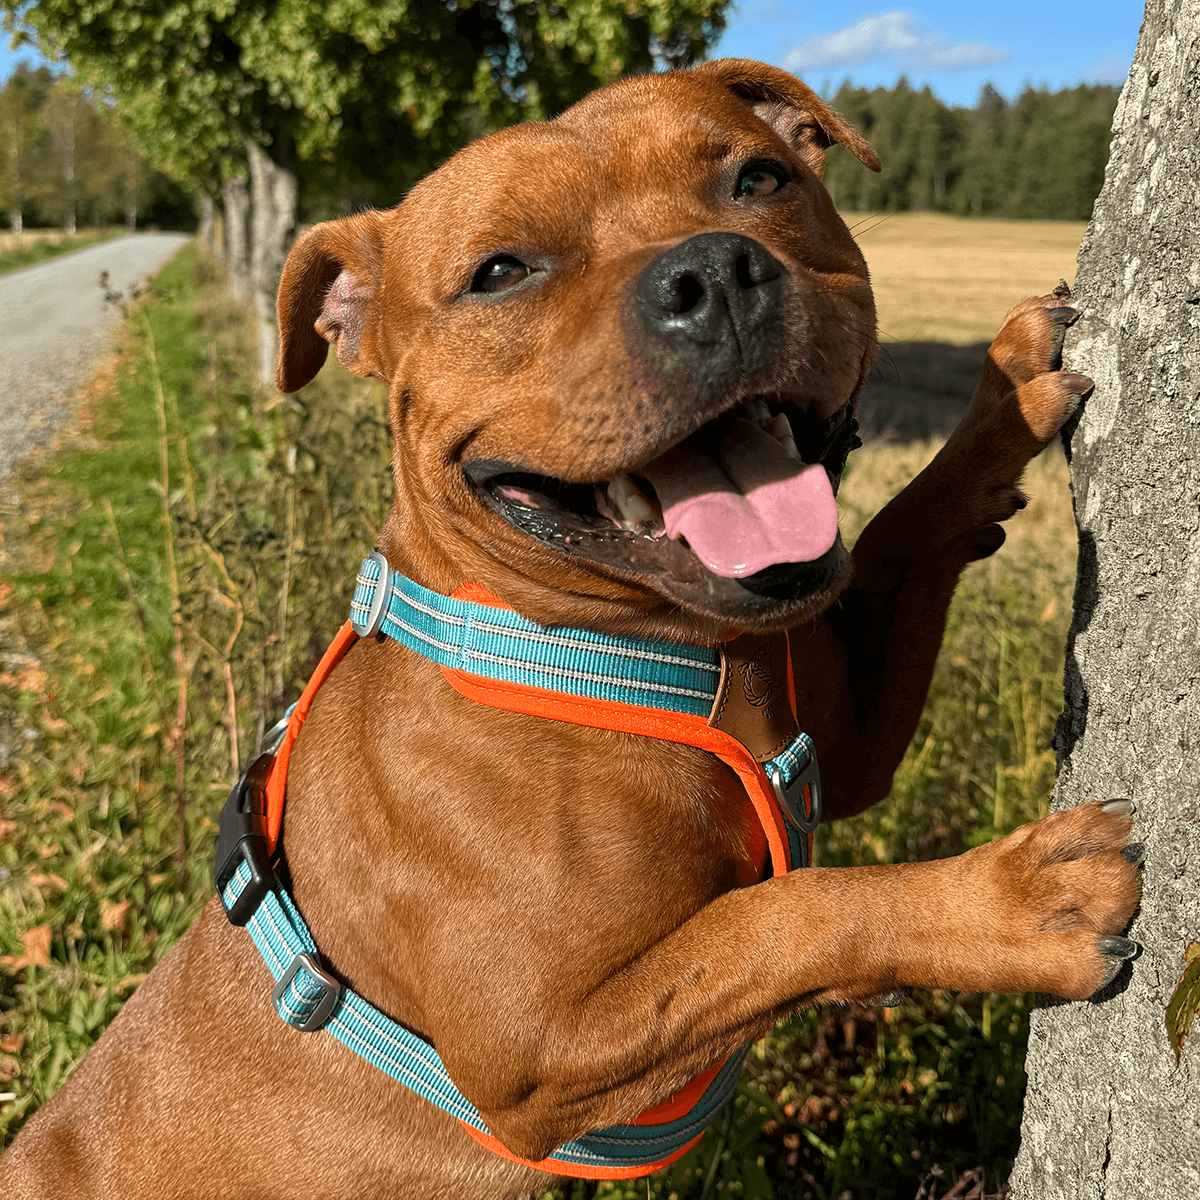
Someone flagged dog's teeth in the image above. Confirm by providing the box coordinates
[607,472,661,531]
[766,413,801,460]
[766,412,790,440]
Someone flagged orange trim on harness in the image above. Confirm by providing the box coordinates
[460,1124,705,1180]
[259,590,809,1181]
[264,620,358,854]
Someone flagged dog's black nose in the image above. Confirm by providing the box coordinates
[634,233,785,353]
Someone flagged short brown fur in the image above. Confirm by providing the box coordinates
[1,61,1137,1199]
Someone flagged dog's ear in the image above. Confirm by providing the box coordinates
[276,211,387,393]
[695,59,881,179]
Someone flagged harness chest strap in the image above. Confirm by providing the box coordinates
[215,553,821,1180]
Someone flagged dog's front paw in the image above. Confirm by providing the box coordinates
[970,283,1092,452]
[989,282,1076,387]
[964,799,1142,1000]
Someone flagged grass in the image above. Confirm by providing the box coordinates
[0,225,1082,1199]
[0,229,126,277]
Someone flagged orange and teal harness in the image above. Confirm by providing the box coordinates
[215,549,821,1180]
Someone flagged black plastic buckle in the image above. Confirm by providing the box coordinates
[214,752,277,927]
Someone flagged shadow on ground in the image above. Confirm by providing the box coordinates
[859,341,989,441]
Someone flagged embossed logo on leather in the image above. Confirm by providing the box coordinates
[708,631,798,762]
[737,643,782,710]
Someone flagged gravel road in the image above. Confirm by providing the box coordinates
[0,232,191,488]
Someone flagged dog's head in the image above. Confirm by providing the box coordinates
[277,60,880,643]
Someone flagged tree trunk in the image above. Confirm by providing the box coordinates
[222,174,250,302]
[246,139,298,387]
[197,193,215,254]
[9,209,20,237]
[124,206,137,232]
[1010,1,1200,1194]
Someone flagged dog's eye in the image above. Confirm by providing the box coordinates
[471,256,532,294]
[735,163,789,199]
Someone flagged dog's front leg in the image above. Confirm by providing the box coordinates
[790,288,1087,820]
[458,798,1135,1161]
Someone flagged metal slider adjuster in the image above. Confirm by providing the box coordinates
[272,951,343,1032]
[350,548,393,638]
[767,743,822,836]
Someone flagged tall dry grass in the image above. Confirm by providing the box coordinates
[1,218,1087,1198]
[849,212,1088,345]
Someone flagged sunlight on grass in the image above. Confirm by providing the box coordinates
[1,239,1080,1198]
[849,213,1088,345]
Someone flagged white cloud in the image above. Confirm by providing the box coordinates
[784,11,1010,73]
[1081,53,1131,84]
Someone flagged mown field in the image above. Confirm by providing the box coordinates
[0,213,1088,1198]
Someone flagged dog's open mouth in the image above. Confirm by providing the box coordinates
[464,398,861,599]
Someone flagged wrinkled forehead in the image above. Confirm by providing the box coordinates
[397,73,786,255]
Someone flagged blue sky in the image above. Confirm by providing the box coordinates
[1,3,1142,107]
[715,2,1142,106]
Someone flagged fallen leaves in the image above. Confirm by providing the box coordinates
[1166,942,1200,1065]
[28,871,69,893]
[100,898,133,935]
[1,924,53,971]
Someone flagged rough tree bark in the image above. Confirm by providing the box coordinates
[1010,1,1200,1194]
[196,193,215,254]
[247,139,298,387]
[222,174,250,301]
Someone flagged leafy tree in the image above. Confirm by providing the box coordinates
[4,1,729,381]
[0,65,55,234]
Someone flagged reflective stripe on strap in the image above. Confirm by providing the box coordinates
[350,550,722,715]
[221,859,751,1170]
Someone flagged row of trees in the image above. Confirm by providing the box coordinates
[823,78,1120,220]
[2,2,1118,379]
[0,66,192,234]
[3,1,730,384]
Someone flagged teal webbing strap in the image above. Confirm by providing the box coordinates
[350,550,722,716]
[219,553,821,1172]
[221,860,749,1168]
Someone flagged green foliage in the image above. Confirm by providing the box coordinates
[0,246,391,1142]
[5,1,728,205]
[0,66,193,230]
[824,79,1120,221]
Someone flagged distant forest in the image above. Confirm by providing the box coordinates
[0,66,193,233]
[822,79,1121,220]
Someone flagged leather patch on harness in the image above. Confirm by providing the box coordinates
[707,631,799,763]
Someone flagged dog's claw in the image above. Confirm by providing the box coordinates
[1095,956,1127,993]
[1100,798,1135,817]
[1121,842,1146,866]
[1098,935,1139,960]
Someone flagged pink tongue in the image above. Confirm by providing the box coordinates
[640,418,838,578]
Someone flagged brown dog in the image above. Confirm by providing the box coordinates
[1,59,1138,1198]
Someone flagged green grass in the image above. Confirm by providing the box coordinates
[0,253,1075,1199]
[0,230,124,277]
